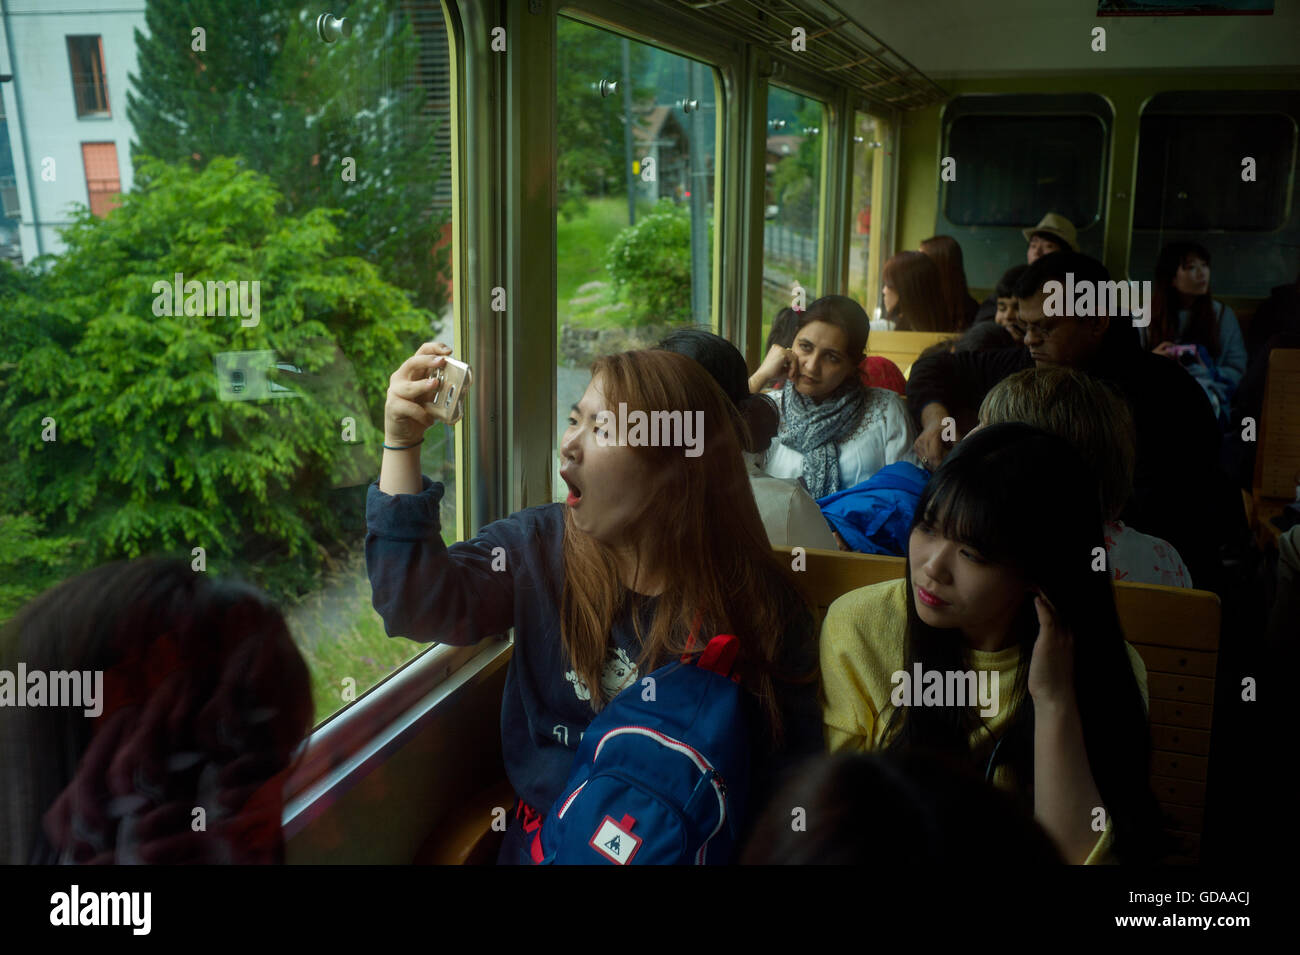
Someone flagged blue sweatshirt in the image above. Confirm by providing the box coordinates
[364,476,823,816]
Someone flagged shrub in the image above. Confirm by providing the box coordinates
[0,157,432,615]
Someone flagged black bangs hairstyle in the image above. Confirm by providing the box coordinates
[884,422,1165,863]
[1149,241,1220,359]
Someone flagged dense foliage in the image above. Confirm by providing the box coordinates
[605,200,708,325]
[0,158,432,616]
[556,17,651,220]
[126,0,449,311]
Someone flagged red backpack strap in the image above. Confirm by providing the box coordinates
[680,615,739,677]
[695,633,739,678]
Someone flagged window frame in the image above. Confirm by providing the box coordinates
[934,93,1115,292]
[941,111,1110,231]
[1132,108,1297,235]
[66,34,110,118]
[283,0,472,812]
[80,141,121,217]
[846,101,898,318]
[1129,89,1300,297]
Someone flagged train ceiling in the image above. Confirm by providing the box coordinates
[675,0,1299,100]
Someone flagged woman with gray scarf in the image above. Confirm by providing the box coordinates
[751,296,920,500]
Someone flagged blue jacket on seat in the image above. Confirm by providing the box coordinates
[816,462,930,555]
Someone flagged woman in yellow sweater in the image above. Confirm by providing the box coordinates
[820,422,1163,864]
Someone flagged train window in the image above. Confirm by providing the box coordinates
[1134,113,1295,232]
[943,114,1105,229]
[1130,90,1300,296]
[554,17,719,502]
[762,86,826,342]
[0,4,455,727]
[847,112,889,316]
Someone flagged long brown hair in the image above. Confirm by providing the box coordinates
[1148,241,1221,358]
[920,235,974,331]
[559,349,811,742]
[883,251,950,332]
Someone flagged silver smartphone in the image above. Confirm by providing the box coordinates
[424,356,472,423]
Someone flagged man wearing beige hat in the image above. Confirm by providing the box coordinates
[974,213,1081,322]
[1023,212,1079,263]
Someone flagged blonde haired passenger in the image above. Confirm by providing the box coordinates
[977,366,1191,588]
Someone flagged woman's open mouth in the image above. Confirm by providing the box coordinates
[561,472,583,507]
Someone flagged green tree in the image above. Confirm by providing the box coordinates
[556,18,651,218]
[126,0,449,311]
[0,157,431,609]
[605,200,705,325]
[771,101,825,235]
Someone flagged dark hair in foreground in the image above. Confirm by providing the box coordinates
[740,750,1064,864]
[886,423,1164,863]
[1013,251,1110,301]
[0,559,313,864]
[657,326,779,454]
[955,321,1014,353]
[996,264,1031,300]
[1149,241,1221,359]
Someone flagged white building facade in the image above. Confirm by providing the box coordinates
[0,0,145,265]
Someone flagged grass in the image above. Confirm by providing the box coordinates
[287,459,457,726]
[557,196,657,332]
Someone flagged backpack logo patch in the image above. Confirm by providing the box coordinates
[589,814,642,864]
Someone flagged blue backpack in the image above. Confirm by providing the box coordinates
[530,633,750,865]
[817,462,929,555]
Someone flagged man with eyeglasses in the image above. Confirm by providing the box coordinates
[907,250,1237,593]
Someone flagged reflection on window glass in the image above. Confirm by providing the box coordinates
[554,17,718,502]
[944,115,1104,228]
[1135,113,1294,232]
[0,2,454,726]
[848,112,887,319]
[762,86,824,346]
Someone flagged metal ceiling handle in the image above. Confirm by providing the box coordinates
[316,13,353,43]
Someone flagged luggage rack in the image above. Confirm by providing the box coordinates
[676,0,948,109]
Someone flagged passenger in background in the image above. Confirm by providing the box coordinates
[740,751,1063,865]
[762,304,905,396]
[819,424,1165,864]
[988,264,1032,341]
[881,251,952,332]
[978,366,1191,588]
[907,250,1228,591]
[1142,242,1247,425]
[0,559,313,864]
[920,235,980,330]
[1024,213,1078,263]
[369,343,823,864]
[749,295,920,498]
[973,214,1078,322]
[658,328,838,551]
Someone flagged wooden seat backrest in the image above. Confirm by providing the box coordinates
[1254,347,1300,503]
[774,546,1221,863]
[868,330,958,379]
